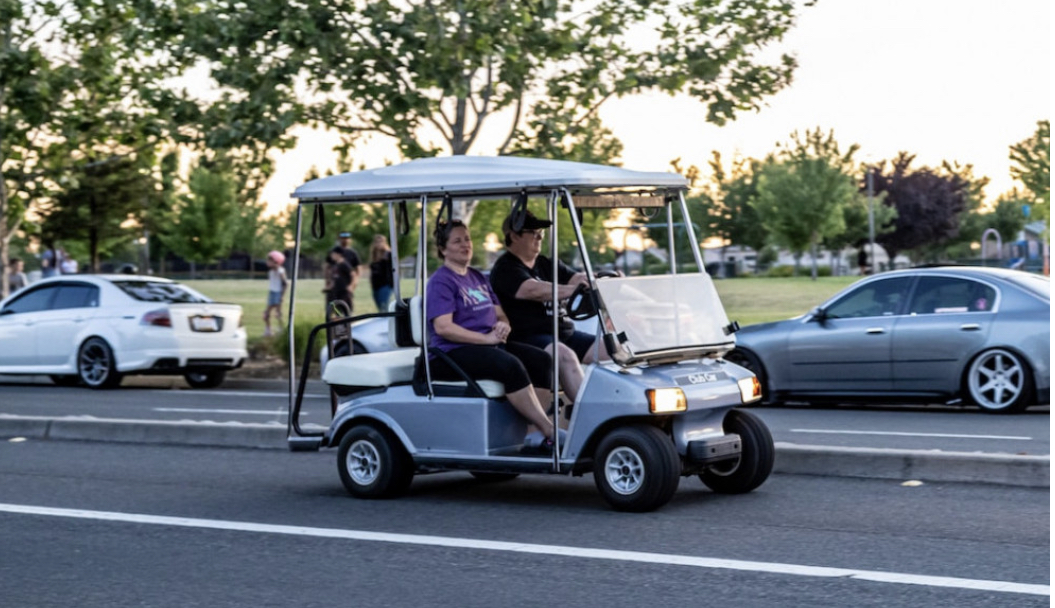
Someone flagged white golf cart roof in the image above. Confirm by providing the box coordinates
[292,156,689,203]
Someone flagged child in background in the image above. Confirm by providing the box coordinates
[263,250,288,337]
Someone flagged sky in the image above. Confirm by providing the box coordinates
[259,0,1051,214]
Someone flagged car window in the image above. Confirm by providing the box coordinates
[908,277,996,314]
[52,284,101,310]
[112,280,211,303]
[825,277,913,319]
[2,285,58,314]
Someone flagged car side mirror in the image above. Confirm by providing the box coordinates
[808,306,827,322]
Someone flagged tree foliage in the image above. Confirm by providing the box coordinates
[750,128,860,278]
[1009,119,1049,223]
[872,153,973,262]
[158,156,241,270]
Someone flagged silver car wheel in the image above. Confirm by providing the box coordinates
[346,439,382,486]
[604,446,645,496]
[968,349,1025,412]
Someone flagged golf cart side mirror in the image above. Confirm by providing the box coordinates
[603,332,630,365]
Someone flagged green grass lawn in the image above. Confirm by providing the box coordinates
[186,275,860,342]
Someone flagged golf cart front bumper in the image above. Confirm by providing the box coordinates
[687,433,741,464]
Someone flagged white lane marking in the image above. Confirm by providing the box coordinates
[0,503,1045,597]
[790,429,1032,441]
[153,408,291,416]
[151,390,327,399]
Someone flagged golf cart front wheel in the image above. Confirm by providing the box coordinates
[593,425,681,512]
[699,409,774,494]
[337,425,413,499]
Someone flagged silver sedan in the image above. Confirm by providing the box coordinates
[725,266,1050,413]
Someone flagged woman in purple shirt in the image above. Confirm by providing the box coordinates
[426,220,561,450]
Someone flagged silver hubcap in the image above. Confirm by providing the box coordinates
[346,440,381,485]
[969,350,1024,410]
[79,342,110,385]
[604,446,645,495]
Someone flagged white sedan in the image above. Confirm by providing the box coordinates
[0,275,247,389]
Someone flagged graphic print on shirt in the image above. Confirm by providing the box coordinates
[461,284,492,311]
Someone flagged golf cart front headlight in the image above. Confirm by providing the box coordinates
[739,376,762,403]
[647,388,687,413]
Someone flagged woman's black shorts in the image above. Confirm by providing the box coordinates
[430,342,552,394]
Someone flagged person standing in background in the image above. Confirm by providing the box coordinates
[40,242,59,277]
[369,234,395,312]
[263,250,288,337]
[8,258,28,294]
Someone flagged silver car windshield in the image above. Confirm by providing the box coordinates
[595,273,733,360]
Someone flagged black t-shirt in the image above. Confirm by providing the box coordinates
[489,252,577,340]
[341,247,361,270]
[327,261,353,308]
[370,252,394,290]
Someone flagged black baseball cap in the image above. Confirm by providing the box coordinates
[501,210,552,236]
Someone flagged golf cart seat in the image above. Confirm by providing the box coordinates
[322,296,505,398]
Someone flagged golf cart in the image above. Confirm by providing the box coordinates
[286,156,772,512]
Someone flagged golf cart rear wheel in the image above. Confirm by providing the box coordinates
[699,409,774,494]
[593,425,681,512]
[337,425,413,499]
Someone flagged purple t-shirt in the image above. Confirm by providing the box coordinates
[426,265,500,353]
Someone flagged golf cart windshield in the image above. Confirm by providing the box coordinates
[595,273,733,365]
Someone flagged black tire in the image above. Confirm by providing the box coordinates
[593,425,681,513]
[184,370,227,389]
[725,348,774,406]
[966,348,1033,414]
[49,375,82,387]
[699,409,774,494]
[469,472,520,483]
[337,425,414,498]
[77,337,122,389]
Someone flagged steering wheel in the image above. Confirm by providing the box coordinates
[566,282,599,321]
[594,269,620,279]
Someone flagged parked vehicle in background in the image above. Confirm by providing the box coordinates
[726,266,1050,414]
[0,275,247,389]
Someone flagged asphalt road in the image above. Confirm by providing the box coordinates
[0,376,1047,456]
[0,439,1047,607]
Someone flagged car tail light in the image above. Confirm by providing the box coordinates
[141,308,172,327]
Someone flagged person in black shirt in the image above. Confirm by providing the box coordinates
[369,234,395,312]
[326,247,354,313]
[490,211,595,403]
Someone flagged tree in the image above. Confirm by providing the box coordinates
[821,169,895,275]
[1009,119,1049,223]
[194,0,803,219]
[698,152,768,274]
[158,157,241,276]
[0,0,74,296]
[750,128,860,279]
[872,153,972,263]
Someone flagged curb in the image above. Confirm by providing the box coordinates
[1,417,1048,488]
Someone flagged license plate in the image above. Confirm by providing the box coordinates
[190,315,222,332]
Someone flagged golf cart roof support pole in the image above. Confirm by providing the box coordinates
[419,194,434,400]
[562,188,597,279]
[388,201,400,303]
[666,200,677,276]
[286,203,305,437]
[547,189,561,469]
[563,188,605,364]
[677,191,706,272]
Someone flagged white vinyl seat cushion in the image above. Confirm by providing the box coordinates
[322,348,418,387]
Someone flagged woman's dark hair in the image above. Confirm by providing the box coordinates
[434,219,467,260]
